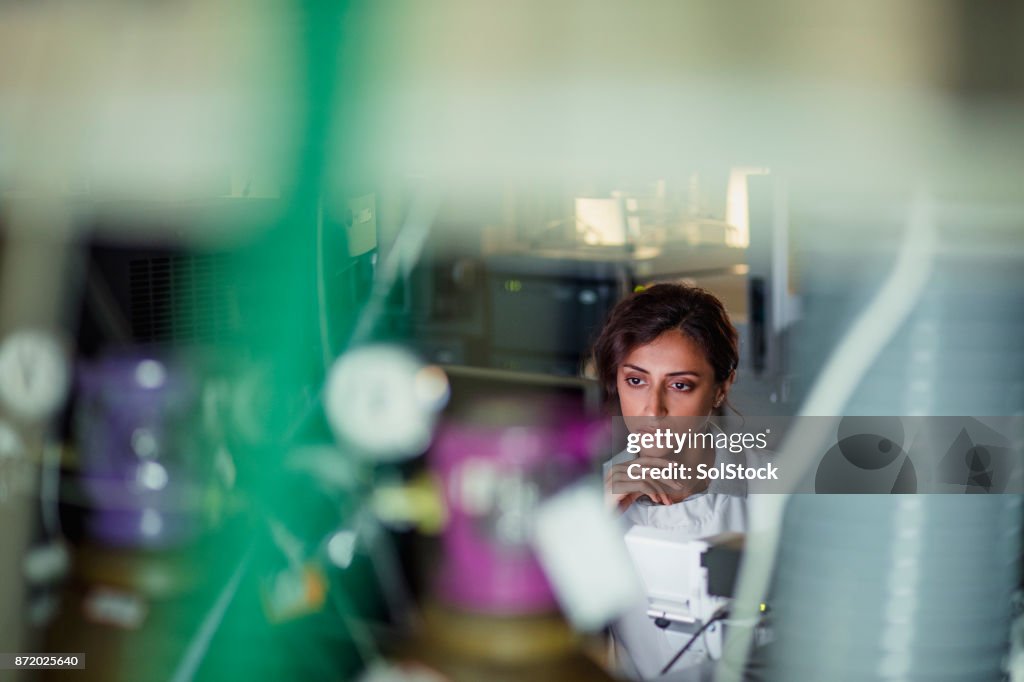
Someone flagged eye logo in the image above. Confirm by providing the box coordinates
[815,417,917,493]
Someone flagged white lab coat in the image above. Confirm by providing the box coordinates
[604,443,759,681]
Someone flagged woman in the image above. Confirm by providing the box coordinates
[591,283,750,679]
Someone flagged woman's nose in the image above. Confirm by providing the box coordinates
[644,388,669,417]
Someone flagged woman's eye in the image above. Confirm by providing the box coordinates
[671,382,692,391]
[625,377,644,386]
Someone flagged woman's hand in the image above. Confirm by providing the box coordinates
[604,457,685,512]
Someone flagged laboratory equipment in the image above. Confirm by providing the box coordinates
[325,345,449,462]
[75,354,210,548]
[385,369,615,681]
[723,196,1024,681]
[484,245,746,376]
[429,393,597,613]
[625,527,747,672]
[0,329,70,420]
[769,496,1021,681]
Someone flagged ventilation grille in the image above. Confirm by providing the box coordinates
[128,254,238,344]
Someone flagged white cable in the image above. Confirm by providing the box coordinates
[169,546,254,682]
[316,195,332,371]
[715,187,937,682]
[348,189,440,347]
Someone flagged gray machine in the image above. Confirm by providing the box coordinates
[484,244,747,377]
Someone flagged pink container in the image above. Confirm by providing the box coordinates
[430,407,602,615]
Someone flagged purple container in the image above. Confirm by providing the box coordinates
[430,404,603,615]
[76,354,206,548]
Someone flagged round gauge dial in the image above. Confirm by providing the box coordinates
[0,330,69,420]
[325,345,449,461]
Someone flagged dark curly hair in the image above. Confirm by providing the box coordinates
[589,283,739,411]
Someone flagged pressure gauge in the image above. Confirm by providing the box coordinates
[325,345,449,462]
[0,330,69,420]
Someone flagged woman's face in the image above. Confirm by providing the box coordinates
[617,329,730,420]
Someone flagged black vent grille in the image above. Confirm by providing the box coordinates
[128,254,238,344]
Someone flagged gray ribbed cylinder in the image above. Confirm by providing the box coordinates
[767,495,1022,681]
